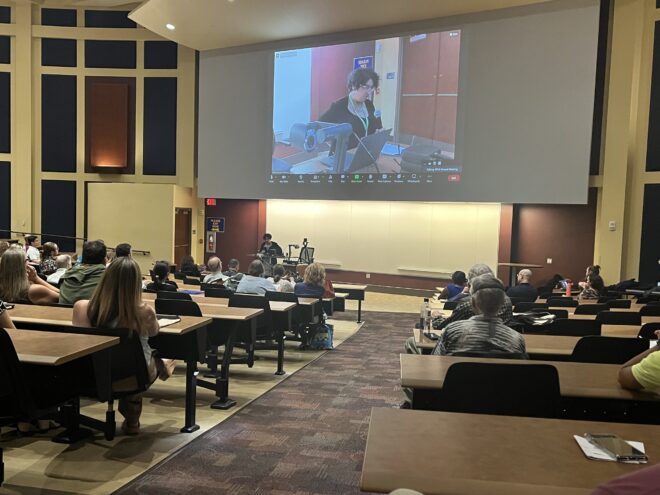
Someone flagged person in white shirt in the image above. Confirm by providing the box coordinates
[267,264,294,293]
[47,254,72,285]
[236,260,277,295]
[24,235,41,263]
[202,256,228,285]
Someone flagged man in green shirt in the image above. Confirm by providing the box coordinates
[58,240,107,305]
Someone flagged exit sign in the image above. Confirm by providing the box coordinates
[206,198,216,206]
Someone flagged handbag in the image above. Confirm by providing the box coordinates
[310,323,334,350]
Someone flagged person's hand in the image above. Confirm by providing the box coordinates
[654,329,660,340]
[25,263,39,283]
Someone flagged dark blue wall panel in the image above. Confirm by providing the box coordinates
[85,40,136,69]
[145,41,178,69]
[0,72,9,153]
[144,77,177,175]
[85,10,135,28]
[41,8,76,26]
[639,184,660,285]
[41,180,76,252]
[42,38,77,67]
[0,162,9,238]
[42,75,77,172]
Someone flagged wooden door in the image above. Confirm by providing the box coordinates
[174,207,192,268]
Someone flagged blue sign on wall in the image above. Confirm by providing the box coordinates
[353,56,374,70]
[207,217,225,233]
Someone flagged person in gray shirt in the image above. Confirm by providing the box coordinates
[433,274,526,356]
[236,260,276,295]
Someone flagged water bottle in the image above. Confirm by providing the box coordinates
[422,298,431,335]
[419,299,427,330]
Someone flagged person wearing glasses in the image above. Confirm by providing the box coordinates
[319,68,383,150]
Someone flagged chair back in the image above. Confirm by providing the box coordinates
[514,302,548,313]
[229,293,273,338]
[173,271,186,280]
[606,299,632,309]
[0,328,35,419]
[640,305,660,317]
[440,362,560,418]
[547,298,578,308]
[574,303,608,315]
[595,311,642,326]
[451,351,529,360]
[155,298,203,317]
[546,318,601,337]
[543,308,569,319]
[156,291,192,301]
[205,287,234,299]
[183,277,201,286]
[570,336,648,364]
[638,322,660,339]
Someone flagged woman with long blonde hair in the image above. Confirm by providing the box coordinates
[72,256,174,435]
[0,246,59,304]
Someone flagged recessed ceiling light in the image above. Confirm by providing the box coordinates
[166,23,175,30]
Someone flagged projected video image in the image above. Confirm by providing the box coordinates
[271,31,462,181]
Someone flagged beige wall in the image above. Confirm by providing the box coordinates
[267,200,500,277]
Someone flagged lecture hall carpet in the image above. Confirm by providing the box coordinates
[116,311,409,494]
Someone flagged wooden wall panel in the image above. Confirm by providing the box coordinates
[85,77,135,174]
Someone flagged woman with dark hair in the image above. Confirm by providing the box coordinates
[267,264,294,293]
[579,274,605,300]
[320,68,383,150]
[180,255,201,278]
[439,271,467,300]
[40,242,59,275]
[579,264,602,289]
[146,261,178,292]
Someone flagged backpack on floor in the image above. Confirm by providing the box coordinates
[310,323,334,350]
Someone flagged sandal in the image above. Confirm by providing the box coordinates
[121,420,140,436]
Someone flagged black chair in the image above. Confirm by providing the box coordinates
[540,308,569,319]
[443,300,460,310]
[205,287,234,299]
[156,291,192,301]
[508,297,528,306]
[570,336,648,364]
[546,318,601,337]
[183,277,201,286]
[437,362,560,418]
[514,302,548,313]
[547,298,578,308]
[596,311,642,326]
[452,351,529,360]
[640,305,660,317]
[606,299,632,309]
[229,294,274,365]
[574,303,609,315]
[637,322,660,339]
[173,271,186,280]
[154,298,209,366]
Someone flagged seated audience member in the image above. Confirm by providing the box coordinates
[268,264,295,292]
[433,274,526,356]
[115,243,132,258]
[506,268,538,302]
[39,242,59,275]
[294,262,333,298]
[236,260,276,295]
[146,261,179,292]
[47,254,72,285]
[578,274,604,301]
[0,240,10,257]
[72,257,175,435]
[404,263,514,356]
[439,271,467,300]
[24,235,41,263]
[590,463,660,494]
[180,255,201,278]
[59,239,107,305]
[202,256,228,285]
[223,258,244,291]
[579,264,602,289]
[0,247,59,304]
[618,329,660,391]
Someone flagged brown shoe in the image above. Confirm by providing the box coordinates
[121,420,140,436]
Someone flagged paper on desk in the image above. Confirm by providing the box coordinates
[650,340,658,350]
[157,317,181,328]
[574,435,646,464]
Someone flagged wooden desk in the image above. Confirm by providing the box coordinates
[400,354,660,403]
[333,283,367,322]
[8,328,118,366]
[361,408,660,495]
[7,304,216,433]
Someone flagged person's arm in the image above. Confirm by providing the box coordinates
[140,303,160,337]
[72,300,92,327]
[439,287,450,299]
[26,264,59,304]
[0,306,15,329]
[618,344,660,390]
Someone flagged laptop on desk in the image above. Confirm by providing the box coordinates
[321,128,392,173]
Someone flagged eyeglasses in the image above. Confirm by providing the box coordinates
[359,84,375,92]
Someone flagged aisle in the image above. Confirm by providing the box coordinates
[117,311,411,494]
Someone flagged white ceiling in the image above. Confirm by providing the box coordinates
[128,0,551,51]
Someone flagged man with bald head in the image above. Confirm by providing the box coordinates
[506,268,538,302]
[203,256,228,285]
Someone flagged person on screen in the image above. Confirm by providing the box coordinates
[320,68,383,150]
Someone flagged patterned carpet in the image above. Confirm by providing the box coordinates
[115,311,409,494]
